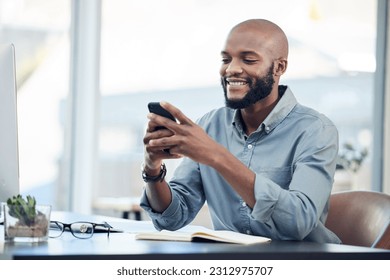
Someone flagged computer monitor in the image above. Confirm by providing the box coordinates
[0,43,20,208]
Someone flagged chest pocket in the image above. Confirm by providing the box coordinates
[256,166,292,189]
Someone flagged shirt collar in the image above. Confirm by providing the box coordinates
[232,85,297,135]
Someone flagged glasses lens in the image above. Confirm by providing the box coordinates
[49,221,64,238]
[71,222,94,239]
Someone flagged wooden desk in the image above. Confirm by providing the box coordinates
[1,211,389,260]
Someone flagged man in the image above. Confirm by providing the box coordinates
[140,19,341,243]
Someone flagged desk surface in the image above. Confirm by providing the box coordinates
[1,211,389,260]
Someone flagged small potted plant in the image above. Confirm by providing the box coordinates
[2,195,51,242]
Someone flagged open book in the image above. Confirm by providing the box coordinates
[135,226,271,245]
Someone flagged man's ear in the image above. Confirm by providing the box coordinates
[274,58,288,76]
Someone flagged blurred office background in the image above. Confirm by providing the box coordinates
[1,0,388,223]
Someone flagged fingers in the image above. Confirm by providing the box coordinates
[144,140,182,163]
[145,122,174,136]
[160,101,194,126]
[147,113,176,132]
[144,102,188,164]
[143,125,182,161]
[143,128,173,151]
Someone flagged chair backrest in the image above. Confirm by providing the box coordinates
[325,190,390,249]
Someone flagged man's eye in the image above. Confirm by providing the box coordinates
[243,59,257,64]
[221,57,231,64]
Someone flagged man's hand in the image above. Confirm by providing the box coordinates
[144,102,221,167]
[143,104,181,174]
[143,101,256,209]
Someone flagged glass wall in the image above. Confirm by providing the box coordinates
[97,0,377,215]
[0,0,379,215]
[0,0,70,206]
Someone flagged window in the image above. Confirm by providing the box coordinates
[97,0,377,214]
[0,0,379,215]
[0,0,70,207]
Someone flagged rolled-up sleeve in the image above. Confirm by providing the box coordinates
[251,123,339,240]
[140,158,205,231]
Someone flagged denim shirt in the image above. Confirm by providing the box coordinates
[141,86,341,243]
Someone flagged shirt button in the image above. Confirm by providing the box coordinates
[246,230,251,235]
[247,144,253,149]
[242,202,247,207]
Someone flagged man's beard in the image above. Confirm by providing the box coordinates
[222,63,275,109]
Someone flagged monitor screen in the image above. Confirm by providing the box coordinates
[0,43,20,209]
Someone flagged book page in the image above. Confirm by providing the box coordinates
[192,230,271,245]
[135,226,271,245]
[135,230,192,242]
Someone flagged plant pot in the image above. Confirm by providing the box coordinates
[2,203,51,243]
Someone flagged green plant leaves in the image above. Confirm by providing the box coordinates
[6,194,37,226]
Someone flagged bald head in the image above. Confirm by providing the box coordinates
[229,19,289,60]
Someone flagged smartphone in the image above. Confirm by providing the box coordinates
[148,102,176,122]
[148,102,175,153]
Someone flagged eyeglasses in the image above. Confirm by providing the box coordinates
[49,221,112,239]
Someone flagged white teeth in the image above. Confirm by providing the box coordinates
[228,81,246,86]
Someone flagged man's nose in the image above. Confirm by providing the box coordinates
[225,60,243,76]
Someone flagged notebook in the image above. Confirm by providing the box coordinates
[135,225,271,245]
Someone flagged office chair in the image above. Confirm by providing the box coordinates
[325,190,390,249]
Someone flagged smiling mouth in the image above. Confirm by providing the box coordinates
[228,81,247,86]
[226,78,248,86]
